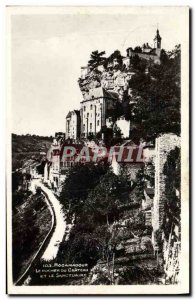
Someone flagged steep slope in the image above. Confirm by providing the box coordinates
[12,134,53,171]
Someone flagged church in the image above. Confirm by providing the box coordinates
[126,29,162,65]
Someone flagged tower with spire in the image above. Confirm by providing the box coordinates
[154,29,162,57]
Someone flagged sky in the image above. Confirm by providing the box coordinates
[11,7,183,136]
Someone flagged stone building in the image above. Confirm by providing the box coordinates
[44,139,61,193]
[66,110,81,140]
[43,134,67,194]
[115,117,130,138]
[152,133,180,233]
[70,30,163,143]
[80,66,90,79]
[126,29,162,65]
[77,30,163,141]
[44,136,88,194]
[80,87,118,138]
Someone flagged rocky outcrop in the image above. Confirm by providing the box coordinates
[78,66,135,103]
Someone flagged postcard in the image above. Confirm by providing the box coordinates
[6,6,189,295]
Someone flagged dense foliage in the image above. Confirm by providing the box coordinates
[82,45,181,144]
[58,164,133,269]
[84,170,131,224]
[59,162,109,217]
[12,133,53,170]
[88,50,106,70]
[162,146,181,240]
[129,45,181,142]
[12,189,52,282]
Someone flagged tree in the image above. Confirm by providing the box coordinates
[134,166,145,203]
[88,50,106,70]
[160,49,169,64]
[106,50,123,69]
[60,232,100,267]
[84,170,130,224]
[87,132,95,141]
[110,101,124,124]
[130,54,147,72]
[12,171,23,192]
[134,46,142,53]
[93,224,121,285]
[163,146,181,241]
[59,162,109,217]
[113,125,123,144]
[129,46,181,142]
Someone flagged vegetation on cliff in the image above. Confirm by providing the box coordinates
[163,146,181,241]
[12,133,53,170]
[12,179,52,282]
[79,45,181,144]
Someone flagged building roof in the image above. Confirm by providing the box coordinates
[66,110,80,118]
[131,48,158,57]
[154,29,162,41]
[103,89,119,100]
[73,110,80,116]
[66,111,72,118]
[149,48,158,55]
[30,162,40,168]
[81,87,118,103]
[23,160,40,170]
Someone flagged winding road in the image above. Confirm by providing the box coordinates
[15,179,66,285]
[30,179,66,261]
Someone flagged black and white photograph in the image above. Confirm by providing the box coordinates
[6,6,189,295]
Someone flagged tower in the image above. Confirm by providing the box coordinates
[154,29,162,49]
[154,29,162,58]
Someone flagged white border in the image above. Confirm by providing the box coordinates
[3,4,190,297]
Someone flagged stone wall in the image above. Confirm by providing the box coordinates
[152,133,180,232]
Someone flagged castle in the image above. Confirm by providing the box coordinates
[65,29,162,141]
[126,29,162,65]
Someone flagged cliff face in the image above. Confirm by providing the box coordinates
[78,63,135,103]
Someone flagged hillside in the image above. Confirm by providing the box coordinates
[78,46,181,143]
[12,190,52,282]
[12,134,53,171]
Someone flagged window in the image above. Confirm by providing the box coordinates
[90,123,92,130]
[90,104,93,110]
[83,124,85,130]
[97,120,100,126]
[83,106,86,111]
